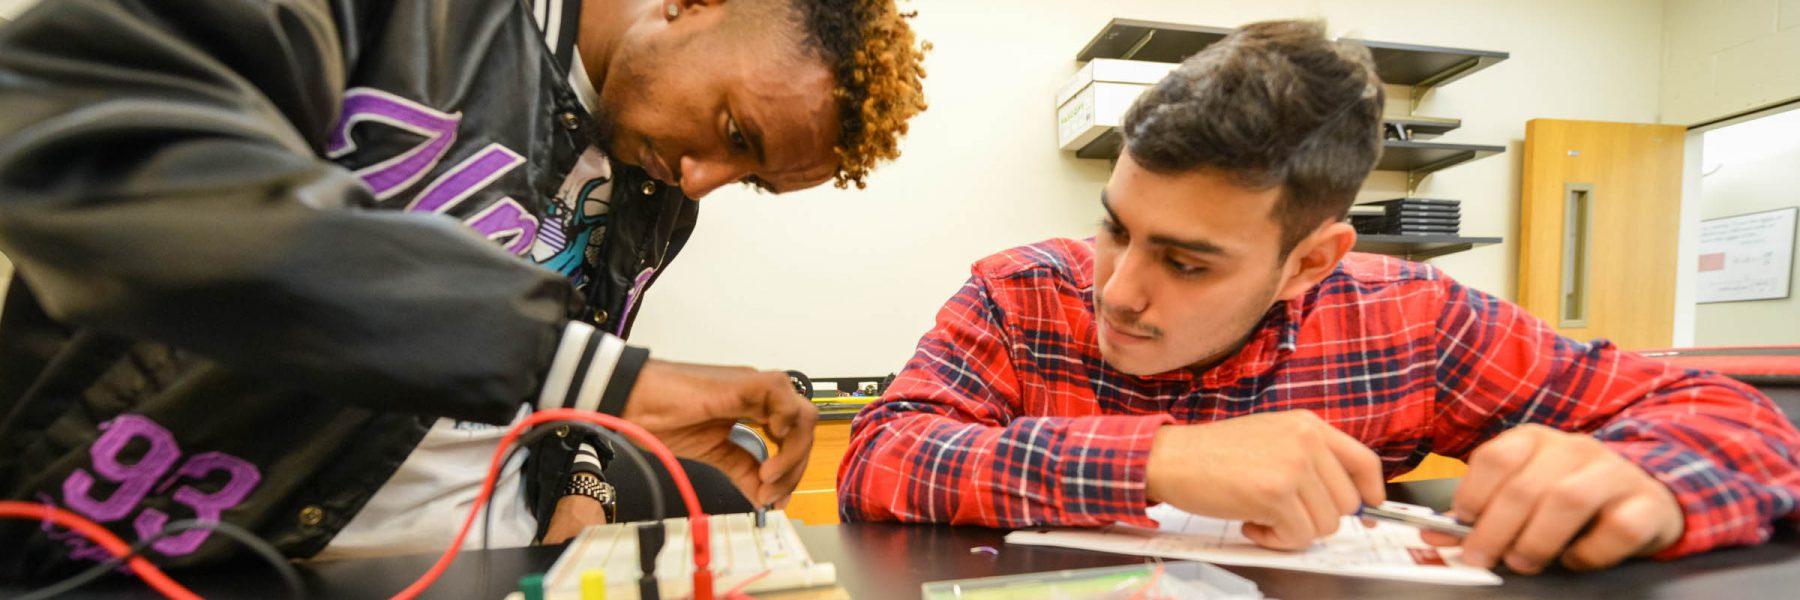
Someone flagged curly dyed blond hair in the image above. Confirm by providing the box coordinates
[791,0,930,189]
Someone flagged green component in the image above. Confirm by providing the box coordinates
[520,573,546,600]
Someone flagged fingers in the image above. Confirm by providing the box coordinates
[1243,494,1317,551]
[1320,426,1386,507]
[1419,530,1463,547]
[739,371,817,438]
[755,386,817,495]
[758,427,813,505]
[1560,493,1677,571]
[1454,425,1544,520]
[1314,434,1364,514]
[1299,463,1343,537]
[700,443,768,506]
[1502,461,1634,574]
[1458,429,1580,570]
[732,370,816,505]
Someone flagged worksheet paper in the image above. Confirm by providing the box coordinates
[1004,503,1501,586]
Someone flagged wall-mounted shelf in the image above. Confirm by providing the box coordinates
[1076,20,1231,63]
[1377,140,1505,189]
[1386,115,1461,139]
[1074,133,1502,179]
[1076,18,1508,95]
[1354,235,1502,261]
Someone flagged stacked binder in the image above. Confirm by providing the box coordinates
[1349,198,1460,236]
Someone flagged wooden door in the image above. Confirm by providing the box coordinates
[1519,120,1686,349]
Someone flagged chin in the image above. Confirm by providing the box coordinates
[1099,345,1162,376]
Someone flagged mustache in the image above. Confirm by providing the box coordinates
[1097,300,1162,339]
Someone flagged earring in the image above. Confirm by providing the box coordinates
[666,3,680,17]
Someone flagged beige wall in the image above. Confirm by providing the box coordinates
[1661,0,1800,125]
[1693,107,1800,346]
[0,0,37,21]
[629,0,1668,376]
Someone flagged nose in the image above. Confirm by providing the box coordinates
[1101,244,1151,314]
[677,155,753,199]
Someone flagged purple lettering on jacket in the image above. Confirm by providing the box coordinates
[407,143,525,215]
[327,88,462,200]
[134,452,263,555]
[467,198,540,255]
[62,415,181,522]
[54,416,263,559]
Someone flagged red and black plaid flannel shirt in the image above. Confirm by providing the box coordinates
[839,238,1800,559]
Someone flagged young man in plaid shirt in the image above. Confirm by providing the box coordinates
[838,20,1800,575]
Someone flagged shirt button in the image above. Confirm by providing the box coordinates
[299,505,324,527]
[640,180,658,196]
[594,309,609,324]
[559,111,581,131]
[555,425,571,438]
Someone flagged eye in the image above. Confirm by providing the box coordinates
[1166,256,1207,276]
[1100,219,1127,242]
[727,116,748,149]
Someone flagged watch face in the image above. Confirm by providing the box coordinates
[596,482,616,504]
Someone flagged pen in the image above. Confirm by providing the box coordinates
[1358,502,1473,537]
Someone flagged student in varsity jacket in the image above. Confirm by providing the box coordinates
[0,0,927,576]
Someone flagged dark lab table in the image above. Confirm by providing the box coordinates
[9,479,1800,599]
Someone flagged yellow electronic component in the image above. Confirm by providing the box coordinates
[580,569,607,600]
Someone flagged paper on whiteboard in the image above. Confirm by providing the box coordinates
[1004,503,1501,586]
[1698,207,1797,303]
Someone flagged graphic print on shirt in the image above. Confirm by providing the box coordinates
[533,146,613,286]
[327,88,612,281]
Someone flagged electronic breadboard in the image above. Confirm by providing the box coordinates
[504,510,836,599]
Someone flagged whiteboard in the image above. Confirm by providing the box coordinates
[1697,207,1797,303]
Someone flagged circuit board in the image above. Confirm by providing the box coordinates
[534,511,836,599]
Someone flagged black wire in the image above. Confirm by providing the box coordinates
[482,420,667,551]
[15,519,304,600]
[578,423,666,524]
[487,425,560,552]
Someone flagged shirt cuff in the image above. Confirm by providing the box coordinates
[1057,413,1176,528]
[536,321,648,416]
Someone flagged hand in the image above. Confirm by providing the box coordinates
[1428,424,1684,574]
[622,359,818,507]
[1145,411,1386,550]
[541,493,606,545]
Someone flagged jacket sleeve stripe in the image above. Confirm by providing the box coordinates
[569,334,625,413]
[536,320,594,412]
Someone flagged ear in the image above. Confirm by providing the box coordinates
[1274,220,1355,301]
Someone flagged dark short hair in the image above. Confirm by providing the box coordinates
[1121,20,1384,254]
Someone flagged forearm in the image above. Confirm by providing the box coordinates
[838,406,1171,528]
[1595,372,1800,557]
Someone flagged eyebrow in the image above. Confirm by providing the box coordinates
[1099,191,1230,256]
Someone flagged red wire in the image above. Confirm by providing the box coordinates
[1127,561,1166,600]
[722,568,772,599]
[0,501,201,600]
[390,408,715,600]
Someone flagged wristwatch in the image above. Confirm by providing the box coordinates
[560,472,617,523]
